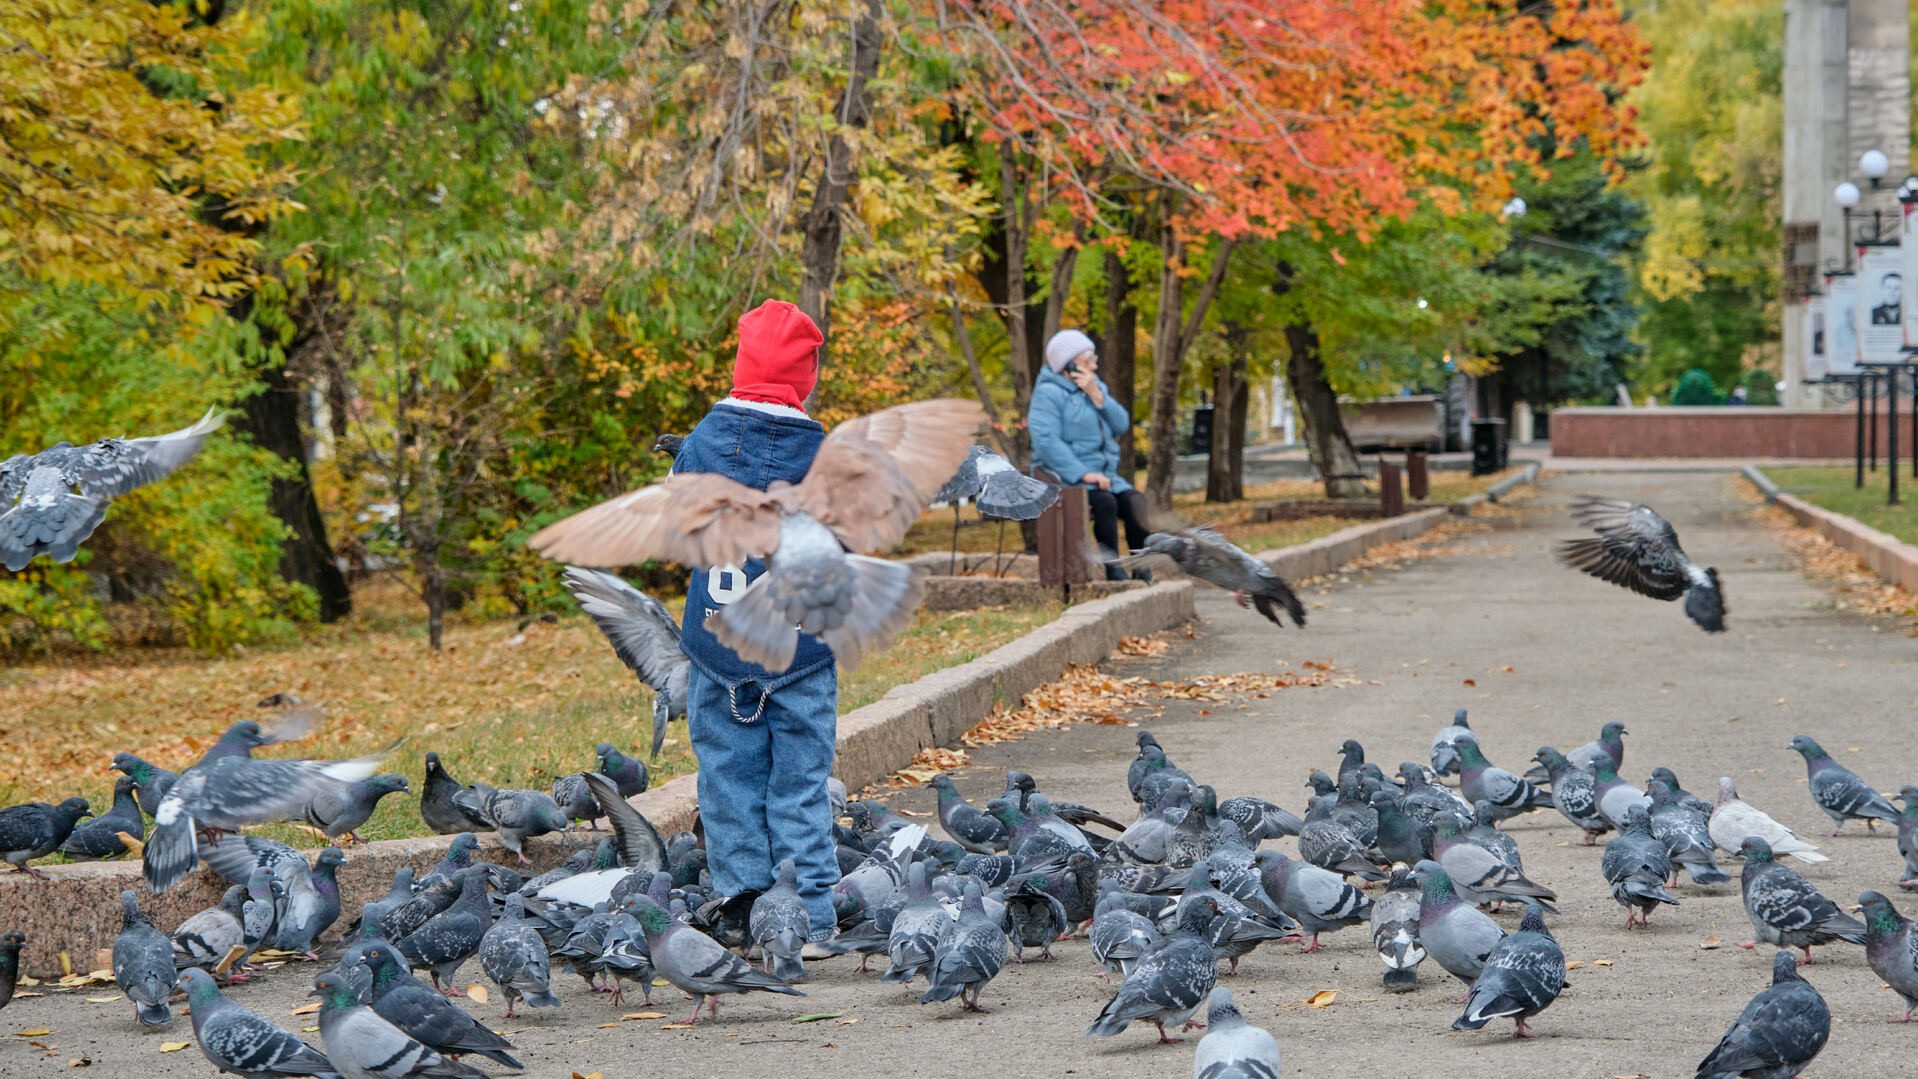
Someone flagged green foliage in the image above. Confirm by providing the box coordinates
[1742,369,1780,405]
[1671,368,1722,405]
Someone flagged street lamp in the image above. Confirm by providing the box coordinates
[1861,149,1890,187]
[1835,181,1862,209]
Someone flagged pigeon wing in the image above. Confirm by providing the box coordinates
[794,399,985,554]
[528,471,785,569]
[562,567,685,694]
[581,773,667,873]
[66,408,224,499]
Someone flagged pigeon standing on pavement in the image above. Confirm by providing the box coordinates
[1451,903,1566,1039]
[1592,758,1652,831]
[1190,988,1282,1077]
[1601,807,1679,928]
[1568,721,1628,774]
[312,970,489,1079]
[927,773,1008,854]
[920,883,1009,1011]
[1371,865,1425,992]
[112,752,180,817]
[1429,709,1473,778]
[1738,837,1866,964]
[1533,747,1609,844]
[1695,951,1830,1079]
[477,895,561,1019]
[1710,777,1828,864]
[530,398,988,672]
[60,776,144,859]
[1898,788,1918,891]
[1087,895,1222,1043]
[1454,736,1550,822]
[112,890,179,1026]
[1787,734,1900,835]
[0,796,91,879]
[1256,850,1371,952]
[1090,882,1164,980]
[1858,890,1918,1023]
[297,774,410,845]
[451,785,569,863]
[395,866,491,994]
[1556,495,1725,632]
[179,967,336,1078]
[419,753,488,836]
[1412,861,1506,989]
[360,943,524,1067]
[749,859,811,984]
[1119,525,1305,628]
[563,567,690,759]
[1649,779,1731,886]
[624,894,803,1025]
[0,931,20,1013]
[0,407,224,571]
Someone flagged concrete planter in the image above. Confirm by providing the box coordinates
[1745,467,1918,594]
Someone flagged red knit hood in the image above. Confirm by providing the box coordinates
[731,300,821,412]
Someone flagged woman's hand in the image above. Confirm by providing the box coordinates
[1081,471,1112,491]
[1068,366,1106,406]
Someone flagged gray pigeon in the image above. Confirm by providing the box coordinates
[920,882,1009,1010]
[1454,735,1551,822]
[563,567,690,759]
[1899,788,1918,891]
[927,773,1008,854]
[1412,860,1505,988]
[933,443,1061,520]
[1191,987,1282,1078]
[113,890,179,1026]
[112,752,181,818]
[172,884,248,971]
[1431,812,1557,912]
[228,868,284,980]
[625,894,804,1025]
[312,971,488,1079]
[1649,779,1731,886]
[1215,796,1302,842]
[1738,837,1866,964]
[1602,806,1679,928]
[1452,903,1566,1038]
[1256,850,1371,952]
[61,775,144,859]
[1005,875,1071,962]
[1087,895,1221,1043]
[419,753,487,835]
[451,784,569,863]
[1370,866,1425,992]
[0,931,20,1013]
[1297,803,1383,882]
[180,967,337,1078]
[1569,721,1628,774]
[202,837,346,957]
[1710,777,1828,865]
[144,719,387,892]
[1650,767,1717,817]
[529,398,987,672]
[360,942,522,1068]
[1788,733,1899,834]
[551,772,602,831]
[1860,890,1918,1023]
[1090,882,1164,980]
[1592,758,1652,831]
[1429,709,1472,778]
[0,406,223,570]
[1695,951,1829,1078]
[1121,526,1304,627]
[1557,495,1725,632]
[297,773,410,844]
[347,868,417,945]
[749,859,810,983]
[1533,747,1609,844]
[395,866,490,993]
[420,834,480,889]
[594,743,651,799]
[0,796,91,879]
[477,895,560,1018]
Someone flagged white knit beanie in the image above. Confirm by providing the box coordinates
[1044,329,1096,374]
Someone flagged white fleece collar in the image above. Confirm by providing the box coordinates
[720,396,810,420]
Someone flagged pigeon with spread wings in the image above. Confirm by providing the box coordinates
[529,399,986,671]
[562,567,689,758]
[1556,495,1725,632]
[1118,524,1304,628]
[0,407,223,571]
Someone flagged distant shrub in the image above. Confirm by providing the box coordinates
[1671,368,1721,406]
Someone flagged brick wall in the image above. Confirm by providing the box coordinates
[1551,407,1918,458]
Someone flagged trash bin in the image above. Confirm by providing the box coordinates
[1189,404,1215,455]
[1470,419,1507,476]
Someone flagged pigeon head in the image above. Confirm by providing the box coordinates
[110,775,137,800]
[1369,788,1403,811]
[1411,860,1456,900]
[424,751,446,774]
[1305,772,1335,797]
[1858,891,1904,936]
[1768,950,1805,986]
[310,971,358,1010]
[1534,747,1568,770]
[1451,708,1470,726]
[1396,762,1429,788]
[983,797,1024,828]
[1620,805,1653,833]
[111,753,154,783]
[445,833,479,863]
[222,720,269,748]
[1006,771,1037,795]
[1432,812,1467,839]
[1206,987,1246,1028]
[1517,903,1552,935]
[1786,735,1827,759]
[590,835,620,870]
[1646,780,1676,807]
[316,847,347,870]
[774,859,798,886]
[1451,734,1489,767]
[1177,895,1222,934]
[1649,766,1680,788]
[652,433,684,458]
[1600,722,1628,741]
[927,773,955,793]
[367,773,410,796]
[178,967,223,1008]
[1899,786,1918,811]
[54,797,90,822]
[1739,837,1777,863]
[537,801,569,833]
[621,893,675,936]
[1339,739,1365,761]
[358,943,407,989]
[118,889,148,928]
[1136,731,1161,752]
[1716,776,1740,805]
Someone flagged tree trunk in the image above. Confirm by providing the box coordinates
[1143,227,1236,507]
[1282,318,1369,498]
[1102,246,1139,475]
[1206,324,1248,503]
[418,545,445,651]
[796,0,882,353]
[232,357,353,621]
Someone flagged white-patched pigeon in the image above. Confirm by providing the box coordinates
[1371,866,1425,992]
[1710,777,1827,864]
[1557,495,1725,631]
[1190,988,1282,1077]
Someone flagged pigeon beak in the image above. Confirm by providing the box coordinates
[1850,904,1864,913]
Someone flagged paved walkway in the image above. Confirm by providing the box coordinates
[9,471,1916,1077]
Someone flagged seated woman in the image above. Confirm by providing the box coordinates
[1028,329,1152,582]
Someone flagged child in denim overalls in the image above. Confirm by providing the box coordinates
[672,300,838,940]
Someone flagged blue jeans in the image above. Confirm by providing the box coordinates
[688,662,839,936]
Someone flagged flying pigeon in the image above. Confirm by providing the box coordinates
[60,776,144,859]
[933,443,1061,520]
[360,942,523,1068]
[750,859,811,984]
[563,567,690,759]
[113,890,179,1026]
[1118,525,1304,628]
[1533,747,1609,844]
[1601,806,1680,927]
[624,894,804,1024]
[294,773,410,844]
[1411,860,1506,989]
[1454,735,1551,822]
[419,753,488,835]
[1788,733,1899,835]
[111,752,180,817]
[180,967,337,1078]
[1370,865,1425,992]
[1556,495,1724,631]
[1859,890,1918,1023]
[313,970,490,1078]
[1191,988,1282,1077]
[529,398,987,671]
[0,407,224,571]
[1709,777,1827,864]
[1695,951,1830,1079]
[1738,837,1866,964]
[478,895,561,1018]
[0,931,20,1013]
[451,784,569,863]
[919,883,1009,1011]
[1648,780,1731,886]
[1452,902,1565,1039]
[0,796,91,879]
[143,719,389,892]
[1087,895,1221,1043]
[1429,709,1472,777]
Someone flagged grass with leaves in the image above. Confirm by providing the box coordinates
[1762,466,1918,547]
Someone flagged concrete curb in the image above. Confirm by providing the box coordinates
[1744,467,1918,594]
[1451,460,1541,515]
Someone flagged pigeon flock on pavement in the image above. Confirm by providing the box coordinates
[0,399,1905,1078]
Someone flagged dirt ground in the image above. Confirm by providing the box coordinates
[5,470,1916,1078]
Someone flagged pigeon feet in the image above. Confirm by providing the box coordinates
[1299,936,1325,954]
[504,1001,518,1019]
[1798,948,1817,965]
[1511,1018,1537,1039]
[1152,1021,1183,1044]
[1580,832,1600,847]
[1894,1009,1915,1024]
[1736,940,1758,951]
[20,865,48,881]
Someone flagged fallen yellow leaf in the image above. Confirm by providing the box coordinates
[1700,935,1722,950]
[1566,961,1584,969]
[84,996,122,1004]
[659,1023,694,1030]
[572,1072,603,1079]
[301,1026,319,1034]
[15,1029,53,1037]
[621,1012,666,1020]
[1593,960,1614,967]
[466,985,489,1004]
[597,1023,619,1029]
[1305,990,1337,1008]
[58,951,72,977]
[159,1042,188,1053]
[289,1003,320,1016]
